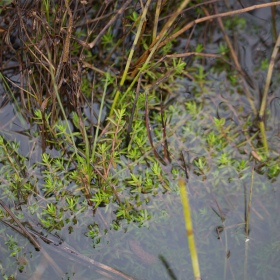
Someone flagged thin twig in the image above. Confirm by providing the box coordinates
[131,0,191,76]
[152,0,162,42]
[214,5,256,115]
[245,164,255,238]
[63,0,73,63]
[88,0,133,49]
[1,219,135,280]
[259,32,280,153]
[160,93,171,163]
[0,199,41,250]
[161,1,280,47]
[135,1,280,68]
[259,32,280,119]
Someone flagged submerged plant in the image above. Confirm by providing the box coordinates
[0,1,280,279]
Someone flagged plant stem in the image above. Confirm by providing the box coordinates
[259,32,280,154]
[178,178,201,280]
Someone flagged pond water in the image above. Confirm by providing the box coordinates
[1,2,280,280]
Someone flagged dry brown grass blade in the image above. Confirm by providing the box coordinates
[55,0,73,83]
[214,4,257,115]
[122,0,152,84]
[259,32,280,119]
[15,3,55,74]
[133,1,280,70]
[132,0,191,76]
[160,93,171,163]
[160,1,280,47]
[152,0,162,42]
[62,0,73,63]
[258,32,280,154]
[0,199,41,251]
[88,0,133,49]
[1,219,136,279]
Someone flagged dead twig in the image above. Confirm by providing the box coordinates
[0,199,41,250]
[259,32,280,153]
[88,0,133,49]
[134,1,280,72]
[160,92,171,163]
[62,0,73,63]
[214,4,257,115]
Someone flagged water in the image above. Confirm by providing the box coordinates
[1,2,280,280]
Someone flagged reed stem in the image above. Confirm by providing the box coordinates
[178,178,201,280]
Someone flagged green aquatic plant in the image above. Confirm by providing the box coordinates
[1,1,280,279]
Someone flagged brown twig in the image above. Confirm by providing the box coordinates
[152,0,162,42]
[131,0,191,76]
[258,32,280,153]
[160,93,171,163]
[134,1,280,72]
[214,4,257,115]
[0,199,41,250]
[1,219,135,280]
[88,0,133,49]
[161,1,280,47]
[62,0,73,63]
